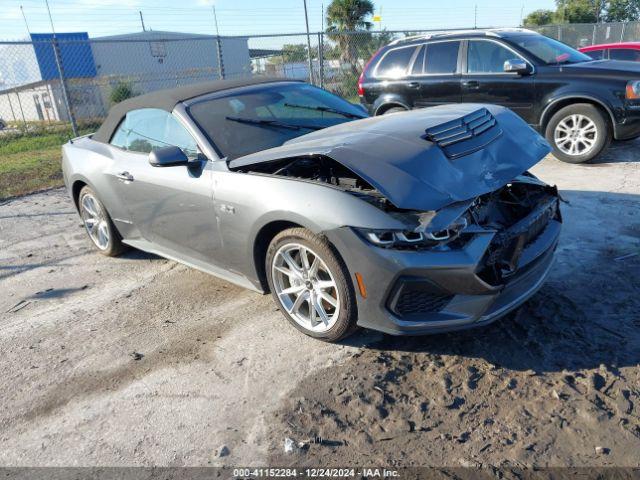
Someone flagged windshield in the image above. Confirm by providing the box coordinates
[510,35,593,65]
[188,83,367,159]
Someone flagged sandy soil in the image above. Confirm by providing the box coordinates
[0,141,639,467]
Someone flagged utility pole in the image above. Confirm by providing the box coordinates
[303,0,314,84]
[213,6,225,79]
[45,0,78,136]
[519,4,524,27]
[139,11,146,32]
[20,6,31,36]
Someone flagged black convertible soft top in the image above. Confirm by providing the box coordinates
[92,77,298,144]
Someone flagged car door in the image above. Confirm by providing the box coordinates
[461,39,537,123]
[411,40,463,107]
[107,108,221,264]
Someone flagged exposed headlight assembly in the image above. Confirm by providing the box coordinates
[626,80,640,100]
[357,217,468,250]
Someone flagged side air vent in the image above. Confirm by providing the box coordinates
[423,108,502,159]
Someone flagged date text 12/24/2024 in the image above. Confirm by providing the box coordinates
[232,468,400,478]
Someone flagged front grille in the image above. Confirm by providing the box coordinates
[395,289,453,315]
[423,108,502,159]
[387,277,454,318]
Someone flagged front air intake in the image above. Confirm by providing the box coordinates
[423,108,503,159]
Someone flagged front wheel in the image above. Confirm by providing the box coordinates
[545,103,611,163]
[266,228,358,342]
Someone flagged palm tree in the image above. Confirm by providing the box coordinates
[326,0,375,75]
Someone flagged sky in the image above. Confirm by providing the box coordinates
[0,0,556,40]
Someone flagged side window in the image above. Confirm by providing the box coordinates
[424,41,460,74]
[467,40,516,73]
[110,108,198,157]
[610,48,640,61]
[586,49,605,60]
[375,46,418,78]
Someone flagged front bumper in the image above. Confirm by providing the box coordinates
[326,207,561,336]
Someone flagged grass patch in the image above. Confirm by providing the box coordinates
[0,127,97,199]
[0,145,64,199]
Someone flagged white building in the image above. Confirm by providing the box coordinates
[0,30,251,124]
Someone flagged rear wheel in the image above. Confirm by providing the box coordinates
[266,228,358,342]
[381,106,407,115]
[78,186,126,257]
[545,103,610,163]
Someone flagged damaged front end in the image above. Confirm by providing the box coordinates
[229,105,561,333]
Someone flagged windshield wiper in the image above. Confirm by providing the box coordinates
[283,103,366,119]
[225,116,323,131]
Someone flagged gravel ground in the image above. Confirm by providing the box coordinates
[0,141,639,467]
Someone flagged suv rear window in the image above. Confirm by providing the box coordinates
[424,41,460,74]
[374,46,418,78]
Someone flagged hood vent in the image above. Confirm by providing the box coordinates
[423,108,503,160]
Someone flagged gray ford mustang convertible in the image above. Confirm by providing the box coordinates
[62,78,561,341]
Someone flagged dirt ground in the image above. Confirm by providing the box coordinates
[0,141,639,468]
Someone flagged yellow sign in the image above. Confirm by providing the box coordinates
[373,15,381,22]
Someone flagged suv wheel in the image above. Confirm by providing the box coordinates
[545,103,610,163]
[266,228,358,342]
[382,106,407,115]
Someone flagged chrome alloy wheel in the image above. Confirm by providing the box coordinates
[271,243,340,333]
[554,114,598,156]
[80,193,110,250]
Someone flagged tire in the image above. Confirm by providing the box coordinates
[265,228,358,342]
[78,186,127,257]
[382,106,407,115]
[545,103,611,164]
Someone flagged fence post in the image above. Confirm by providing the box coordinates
[620,22,626,42]
[14,91,27,128]
[51,38,78,136]
[317,32,324,88]
[6,91,17,123]
[215,36,225,79]
[592,24,597,45]
[558,25,562,41]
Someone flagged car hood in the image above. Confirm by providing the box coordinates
[559,59,640,75]
[228,104,551,211]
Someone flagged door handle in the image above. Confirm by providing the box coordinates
[115,171,134,182]
[407,81,420,88]
[462,80,480,89]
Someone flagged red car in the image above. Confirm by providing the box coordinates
[579,42,640,61]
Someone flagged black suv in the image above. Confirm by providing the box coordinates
[358,29,640,163]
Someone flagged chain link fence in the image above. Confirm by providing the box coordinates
[1,21,639,140]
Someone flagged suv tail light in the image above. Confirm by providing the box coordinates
[358,48,383,97]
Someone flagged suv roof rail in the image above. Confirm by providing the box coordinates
[388,27,537,45]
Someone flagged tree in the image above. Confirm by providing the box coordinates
[556,0,599,23]
[524,0,640,25]
[109,81,135,105]
[326,0,375,75]
[605,0,640,21]
[523,9,556,26]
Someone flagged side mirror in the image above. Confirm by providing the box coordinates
[503,58,530,75]
[149,145,190,167]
